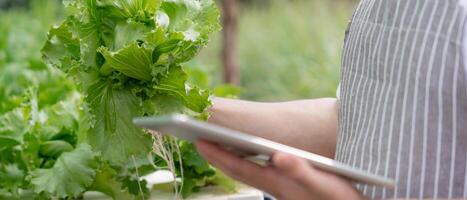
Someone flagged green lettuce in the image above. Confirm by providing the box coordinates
[39,0,232,198]
[42,0,220,165]
[0,0,234,199]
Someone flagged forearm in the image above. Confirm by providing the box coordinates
[208,97,338,158]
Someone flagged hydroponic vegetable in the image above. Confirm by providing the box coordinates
[0,0,236,199]
[42,0,219,164]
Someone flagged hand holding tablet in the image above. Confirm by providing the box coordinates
[133,114,395,188]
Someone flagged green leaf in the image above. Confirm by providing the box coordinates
[161,0,221,41]
[99,43,153,80]
[179,142,212,174]
[0,164,24,191]
[0,189,13,200]
[21,132,43,170]
[0,136,20,150]
[120,175,150,198]
[30,144,98,198]
[180,178,197,198]
[0,108,29,142]
[39,140,74,158]
[112,21,150,51]
[96,0,162,20]
[85,80,151,165]
[208,169,237,194]
[176,141,216,197]
[90,164,136,200]
[155,65,211,113]
[41,21,80,72]
[41,93,81,138]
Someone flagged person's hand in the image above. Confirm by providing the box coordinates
[195,140,364,200]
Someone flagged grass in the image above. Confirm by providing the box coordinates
[193,0,354,101]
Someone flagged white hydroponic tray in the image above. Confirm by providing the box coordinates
[83,170,264,200]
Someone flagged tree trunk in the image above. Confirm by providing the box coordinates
[221,0,239,85]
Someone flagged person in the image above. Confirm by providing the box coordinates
[194,0,467,199]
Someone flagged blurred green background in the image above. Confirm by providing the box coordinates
[193,0,353,101]
[0,0,355,102]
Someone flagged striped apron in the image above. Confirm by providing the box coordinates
[335,0,467,198]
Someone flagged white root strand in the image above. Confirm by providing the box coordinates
[149,130,184,199]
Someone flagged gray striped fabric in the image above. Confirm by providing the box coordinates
[335,0,467,198]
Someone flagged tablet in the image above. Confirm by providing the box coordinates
[133,114,395,188]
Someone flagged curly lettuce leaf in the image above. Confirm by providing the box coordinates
[0,164,25,192]
[154,65,211,114]
[85,79,151,165]
[112,21,150,50]
[95,0,162,20]
[40,93,81,137]
[99,43,153,80]
[30,144,98,198]
[41,22,80,70]
[160,0,221,41]
[176,141,215,197]
[90,164,137,200]
[0,108,29,143]
[38,140,74,158]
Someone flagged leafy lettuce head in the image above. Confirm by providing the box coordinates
[42,0,221,165]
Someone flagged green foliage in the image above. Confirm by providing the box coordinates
[84,79,152,164]
[41,0,221,165]
[30,144,99,198]
[0,0,236,199]
[89,164,137,200]
[177,141,215,197]
[0,5,85,197]
[176,142,237,197]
